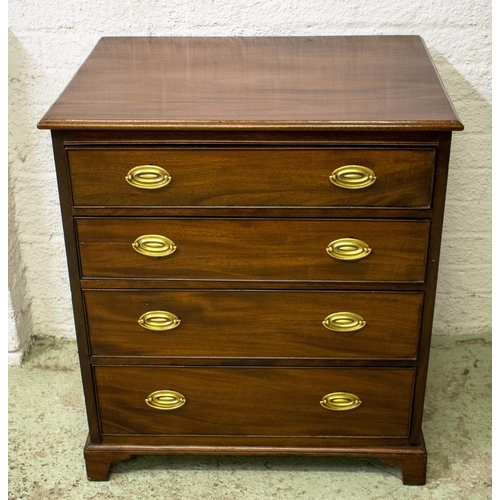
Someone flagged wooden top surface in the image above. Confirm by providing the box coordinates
[38,36,463,131]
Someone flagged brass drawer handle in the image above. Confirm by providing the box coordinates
[125,165,171,189]
[329,165,376,189]
[323,312,366,332]
[138,311,181,331]
[132,234,177,257]
[320,392,361,411]
[326,238,371,261]
[145,390,186,410]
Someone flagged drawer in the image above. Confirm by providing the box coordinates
[77,218,430,282]
[85,290,423,359]
[95,367,415,437]
[67,148,435,208]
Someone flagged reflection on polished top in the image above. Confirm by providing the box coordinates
[37,36,463,131]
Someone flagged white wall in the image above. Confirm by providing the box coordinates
[8,0,492,362]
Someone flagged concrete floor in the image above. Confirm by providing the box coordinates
[9,334,491,500]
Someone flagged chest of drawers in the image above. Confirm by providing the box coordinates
[38,36,463,485]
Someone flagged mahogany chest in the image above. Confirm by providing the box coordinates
[38,36,463,484]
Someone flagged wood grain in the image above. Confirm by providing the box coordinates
[37,36,463,131]
[67,147,435,208]
[40,36,464,484]
[84,432,426,483]
[76,218,430,282]
[84,290,422,359]
[94,366,415,437]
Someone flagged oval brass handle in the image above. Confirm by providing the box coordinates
[138,311,181,331]
[329,165,376,189]
[145,390,186,410]
[323,312,366,332]
[326,238,371,261]
[132,234,177,257]
[125,165,171,189]
[320,392,362,411]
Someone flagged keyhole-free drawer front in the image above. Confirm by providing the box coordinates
[84,290,423,359]
[77,218,429,282]
[67,148,435,208]
[95,367,415,437]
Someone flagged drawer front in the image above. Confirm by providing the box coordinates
[77,218,429,282]
[85,290,423,358]
[95,367,415,437]
[68,148,435,208]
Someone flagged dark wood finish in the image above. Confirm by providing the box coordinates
[40,36,463,484]
[57,128,445,145]
[409,132,453,445]
[50,131,102,443]
[37,37,462,131]
[81,278,427,291]
[73,206,433,219]
[90,357,418,368]
[84,436,131,481]
[94,366,415,437]
[77,218,430,282]
[84,459,112,481]
[380,452,427,485]
[67,147,436,208]
[99,434,411,447]
[378,432,427,485]
[84,290,422,359]
[84,431,426,483]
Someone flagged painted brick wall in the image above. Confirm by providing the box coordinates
[8,0,491,362]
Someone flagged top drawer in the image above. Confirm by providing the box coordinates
[67,147,435,208]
